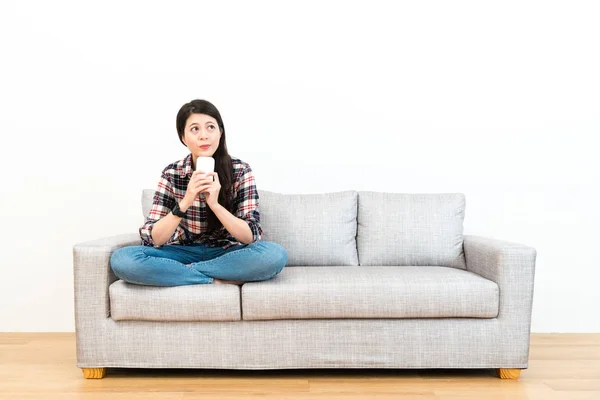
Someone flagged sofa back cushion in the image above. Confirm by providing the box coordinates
[141,189,359,266]
[258,190,358,266]
[357,192,466,269]
[142,189,154,219]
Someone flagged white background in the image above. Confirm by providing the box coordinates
[0,1,598,332]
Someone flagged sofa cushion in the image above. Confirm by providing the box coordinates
[241,266,498,320]
[142,189,154,218]
[357,192,467,269]
[109,280,241,321]
[258,190,358,266]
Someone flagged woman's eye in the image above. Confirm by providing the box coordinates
[209,125,215,130]
[191,127,198,132]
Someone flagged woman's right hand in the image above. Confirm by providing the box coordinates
[181,171,213,209]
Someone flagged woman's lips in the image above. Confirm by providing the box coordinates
[200,145,210,149]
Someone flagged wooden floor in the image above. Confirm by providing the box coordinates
[1,333,599,399]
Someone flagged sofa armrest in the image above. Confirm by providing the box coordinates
[73,233,140,322]
[464,235,537,323]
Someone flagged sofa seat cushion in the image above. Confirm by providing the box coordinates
[109,280,241,321]
[241,266,498,320]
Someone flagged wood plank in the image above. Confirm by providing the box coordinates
[544,378,600,391]
[529,333,600,345]
[524,360,600,379]
[3,395,184,400]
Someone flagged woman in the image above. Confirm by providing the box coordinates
[110,99,288,286]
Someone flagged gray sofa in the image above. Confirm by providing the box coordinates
[73,190,536,380]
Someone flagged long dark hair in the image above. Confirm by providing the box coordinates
[176,99,234,232]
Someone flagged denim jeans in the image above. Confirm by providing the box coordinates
[110,241,288,286]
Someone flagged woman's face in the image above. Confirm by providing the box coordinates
[182,113,222,160]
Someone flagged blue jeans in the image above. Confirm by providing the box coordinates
[110,241,288,286]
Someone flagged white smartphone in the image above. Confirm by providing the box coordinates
[195,157,215,174]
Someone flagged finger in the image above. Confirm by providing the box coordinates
[195,172,209,180]
[195,183,210,192]
[192,183,209,191]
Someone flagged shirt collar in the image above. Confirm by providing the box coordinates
[179,153,194,178]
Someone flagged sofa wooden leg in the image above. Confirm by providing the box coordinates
[496,368,521,379]
[82,368,107,379]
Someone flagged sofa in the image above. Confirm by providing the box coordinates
[72,190,536,380]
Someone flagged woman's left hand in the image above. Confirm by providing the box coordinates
[198,172,221,208]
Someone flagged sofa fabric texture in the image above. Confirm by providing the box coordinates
[257,190,359,266]
[109,280,242,321]
[73,190,537,372]
[357,192,467,269]
[241,266,499,321]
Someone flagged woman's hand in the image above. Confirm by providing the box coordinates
[183,171,220,208]
[183,171,207,204]
[197,171,221,208]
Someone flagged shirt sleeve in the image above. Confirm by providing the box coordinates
[234,163,263,243]
[139,171,179,247]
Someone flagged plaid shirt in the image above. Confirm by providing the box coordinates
[140,153,262,249]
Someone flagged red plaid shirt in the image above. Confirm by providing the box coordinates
[140,153,262,249]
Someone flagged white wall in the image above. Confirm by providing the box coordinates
[1,0,598,332]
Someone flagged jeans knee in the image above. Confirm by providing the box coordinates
[262,242,288,277]
[110,246,139,279]
[275,246,288,272]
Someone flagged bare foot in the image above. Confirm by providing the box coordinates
[212,278,245,285]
